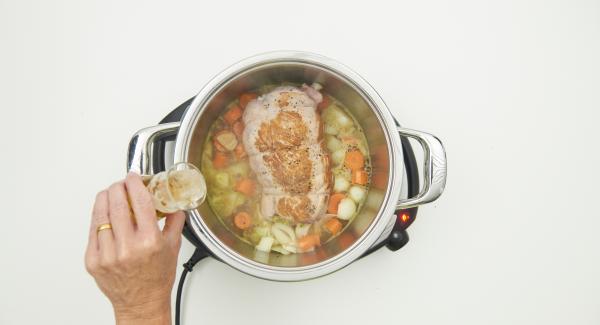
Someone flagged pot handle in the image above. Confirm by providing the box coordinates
[126,122,180,175]
[396,127,447,209]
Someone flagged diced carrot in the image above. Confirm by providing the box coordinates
[233,212,252,230]
[234,143,247,159]
[232,121,244,138]
[223,105,243,125]
[324,218,343,235]
[344,149,365,171]
[239,92,258,109]
[234,178,256,196]
[317,95,330,111]
[352,169,369,185]
[212,152,229,169]
[298,234,321,251]
[327,193,346,214]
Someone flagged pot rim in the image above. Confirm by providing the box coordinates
[174,51,404,281]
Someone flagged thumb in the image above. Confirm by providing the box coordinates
[163,211,186,243]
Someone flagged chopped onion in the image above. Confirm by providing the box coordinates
[324,124,339,135]
[214,131,238,151]
[256,236,274,252]
[254,204,265,221]
[326,136,343,152]
[348,185,367,203]
[214,172,230,189]
[328,106,352,129]
[337,198,357,220]
[334,175,350,193]
[295,223,311,238]
[283,244,297,253]
[271,246,291,255]
[337,115,352,129]
[271,223,296,246]
[331,149,346,165]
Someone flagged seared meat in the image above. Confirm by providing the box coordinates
[242,85,331,223]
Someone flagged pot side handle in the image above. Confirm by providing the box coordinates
[126,122,181,175]
[396,127,447,209]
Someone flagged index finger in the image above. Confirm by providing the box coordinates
[125,172,159,234]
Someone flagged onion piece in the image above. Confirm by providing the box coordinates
[325,105,352,129]
[271,223,296,246]
[214,130,238,151]
[283,244,297,253]
[348,185,367,203]
[334,175,351,193]
[337,198,357,220]
[271,246,290,255]
[325,124,339,135]
[326,136,343,152]
[336,111,352,129]
[214,172,230,189]
[256,236,274,252]
[331,149,346,165]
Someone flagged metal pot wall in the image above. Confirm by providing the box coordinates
[127,51,447,281]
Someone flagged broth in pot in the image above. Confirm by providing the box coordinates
[201,83,371,255]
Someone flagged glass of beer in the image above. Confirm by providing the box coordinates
[145,162,207,215]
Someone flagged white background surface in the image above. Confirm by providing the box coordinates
[1,0,599,324]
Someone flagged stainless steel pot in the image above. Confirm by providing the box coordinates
[127,51,447,281]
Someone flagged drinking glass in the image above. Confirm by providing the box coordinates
[145,162,207,215]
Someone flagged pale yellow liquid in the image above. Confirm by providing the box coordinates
[146,167,207,214]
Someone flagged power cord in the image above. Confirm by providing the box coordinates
[175,248,208,325]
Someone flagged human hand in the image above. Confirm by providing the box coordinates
[85,173,185,325]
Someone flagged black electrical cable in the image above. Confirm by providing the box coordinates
[174,270,189,325]
[175,248,208,325]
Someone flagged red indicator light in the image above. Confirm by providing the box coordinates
[400,214,410,223]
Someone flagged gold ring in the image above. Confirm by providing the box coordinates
[96,223,113,233]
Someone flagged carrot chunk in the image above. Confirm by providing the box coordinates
[223,105,243,125]
[234,143,247,160]
[239,93,258,109]
[352,170,369,185]
[233,212,252,230]
[344,149,365,171]
[234,178,256,196]
[212,152,229,169]
[298,234,321,251]
[327,193,346,214]
[232,121,245,138]
[324,218,343,235]
[317,95,330,111]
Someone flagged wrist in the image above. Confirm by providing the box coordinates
[114,298,171,325]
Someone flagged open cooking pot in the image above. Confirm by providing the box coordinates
[127,51,447,281]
